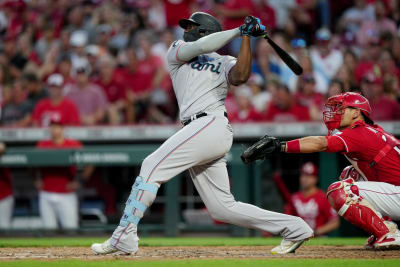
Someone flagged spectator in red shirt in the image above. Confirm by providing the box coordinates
[92,58,126,125]
[230,85,263,123]
[36,118,82,230]
[0,142,13,229]
[215,0,253,30]
[254,1,276,31]
[64,62,108,125]
[264,84,311,122]
[33,74,80,127]
[214,0,253,55]
[120,34,167,123]
[163,0,197,28]
[361,72,400,121]
[354,38,382,84]
[284,162,339,236]
[295,74,325,121]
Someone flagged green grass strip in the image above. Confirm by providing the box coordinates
[0,237,366,248]
[0,259,399,267]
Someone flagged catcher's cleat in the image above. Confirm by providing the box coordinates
[364,235,377,250]
[374,233,400,250]
[271,238,307,254]
[91,238,134,255]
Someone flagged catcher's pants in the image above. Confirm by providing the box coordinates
[39,191,79,229]
[356,181,400,220]
[0,196,14,229]
[112,113,313,249]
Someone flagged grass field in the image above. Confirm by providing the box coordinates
[0,237,399,267]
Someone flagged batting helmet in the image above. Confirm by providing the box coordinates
[179,12,222,42]
[323,92,373,131]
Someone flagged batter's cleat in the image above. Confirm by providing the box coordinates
[364,235,377,250]
[374,233,400,250]
[91,239,132,255]
[271,239,307,254]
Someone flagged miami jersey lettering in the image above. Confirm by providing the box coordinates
[166,40,236,121]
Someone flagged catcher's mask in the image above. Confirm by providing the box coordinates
[179,12,222,42]
[323,92,373,132]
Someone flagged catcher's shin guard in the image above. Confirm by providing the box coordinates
[119,176,159,227]
[326,178,389,239]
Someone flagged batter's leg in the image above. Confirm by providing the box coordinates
[92,116,232,254]
[189,158,314,242]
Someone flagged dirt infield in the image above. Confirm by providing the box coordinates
[1,246,400,260]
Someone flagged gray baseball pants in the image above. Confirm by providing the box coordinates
[110,113,313,252]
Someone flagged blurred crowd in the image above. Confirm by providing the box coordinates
[1,0,400,127]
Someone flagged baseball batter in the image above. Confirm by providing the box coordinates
[92,12,313,255]
[242,92,400,249]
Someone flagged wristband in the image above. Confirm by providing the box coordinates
[286,139,300,153]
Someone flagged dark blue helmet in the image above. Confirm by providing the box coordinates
[179,12,222,42]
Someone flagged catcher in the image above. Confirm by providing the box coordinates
[242,92,400,249]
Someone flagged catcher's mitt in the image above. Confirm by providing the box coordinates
[241,135,283,164]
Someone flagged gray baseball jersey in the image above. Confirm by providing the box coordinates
[167,40,236,121]
[107,38,314,253]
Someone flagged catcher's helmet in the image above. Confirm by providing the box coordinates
[179,12,222,42]
[323,92,373,131]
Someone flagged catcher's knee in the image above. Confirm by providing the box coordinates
[327,179,392,237]
[339,166,365,181]
[326,178,359,215]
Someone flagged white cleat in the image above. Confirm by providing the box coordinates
[271,239,307,254]
[91,239,121,255]
[374,233,400,250]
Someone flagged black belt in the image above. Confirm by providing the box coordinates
[182,112,228,126]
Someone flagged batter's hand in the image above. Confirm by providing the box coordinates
[241,135,282,164]
[239,16,266,37]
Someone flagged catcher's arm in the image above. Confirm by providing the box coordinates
[284,136,328,153]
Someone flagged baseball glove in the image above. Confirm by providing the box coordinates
[241,135,283,164]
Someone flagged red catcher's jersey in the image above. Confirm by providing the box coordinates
[326,120,400,185]
[285,189,338,231]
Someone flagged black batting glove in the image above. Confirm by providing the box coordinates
[239,16,266,37]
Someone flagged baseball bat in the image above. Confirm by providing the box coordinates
[263,34,303,76]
